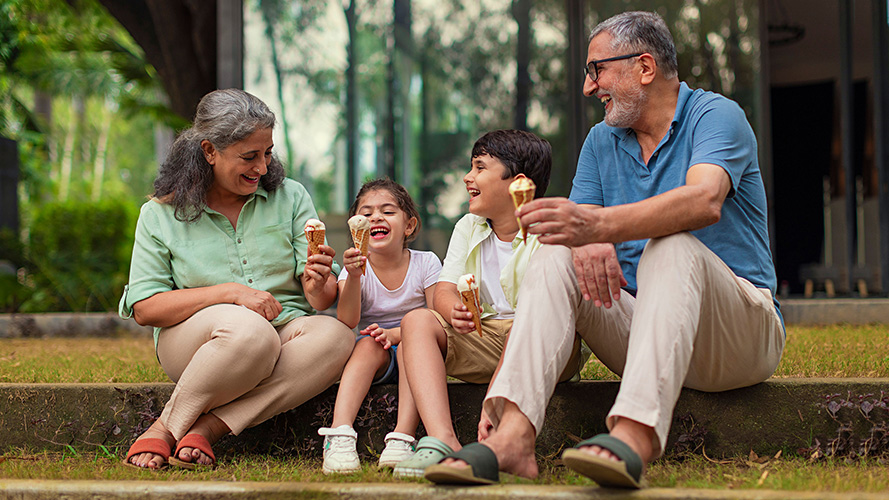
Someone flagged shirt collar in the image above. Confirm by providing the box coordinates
[608,81,692,139]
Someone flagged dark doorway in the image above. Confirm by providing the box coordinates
[771,82,834,294]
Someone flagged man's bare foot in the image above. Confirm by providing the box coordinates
[175,413,230,465]
[128,420,176,469]
[438,408,539,479]
[577,419,655,467]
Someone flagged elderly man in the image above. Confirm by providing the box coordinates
[423,11,785,488]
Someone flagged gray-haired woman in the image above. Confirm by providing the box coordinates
[119,89,353,469]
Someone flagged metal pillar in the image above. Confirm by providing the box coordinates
[839,0,855,293]
[218,0,243,89]
[874,0,889,294]
[566,0,587,175]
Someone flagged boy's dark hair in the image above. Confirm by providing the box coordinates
[471,129,551,197]
[349,178,421,248]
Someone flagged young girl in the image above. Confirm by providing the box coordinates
[318,178,442,474]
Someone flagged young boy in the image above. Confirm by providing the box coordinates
[393,129,586,477]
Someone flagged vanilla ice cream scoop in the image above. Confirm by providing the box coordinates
[304,218,326,256]
[347,214,370,274]
[509,177,536,243]
[458,274,483,337]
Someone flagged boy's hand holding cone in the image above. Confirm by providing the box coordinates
[458,273,483,337]
[509,177,536,243]
[304,218,326,256]
[347,214,370,274]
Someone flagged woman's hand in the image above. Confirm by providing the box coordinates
[226,283,283,321]
[302,244,339,311]
[342,247,366,279]
[304,244,336,285]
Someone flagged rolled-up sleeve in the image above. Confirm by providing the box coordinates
[118,203,174,319]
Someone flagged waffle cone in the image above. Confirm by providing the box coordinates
[460,289,483,337]
[350,228,370,274]
[306,228,325,256]
[511,188,535,243]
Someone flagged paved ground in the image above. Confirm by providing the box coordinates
[3,480,889,500]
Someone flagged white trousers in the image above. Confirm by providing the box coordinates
[484,233,784,454]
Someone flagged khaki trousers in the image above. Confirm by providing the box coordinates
[156,304,354,439]
[484,233,784,454]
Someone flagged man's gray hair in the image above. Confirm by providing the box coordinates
[589,11,679,80]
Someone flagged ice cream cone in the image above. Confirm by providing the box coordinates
[458,274,483,337]
[304,219,326,257]
[348,215,370,275]
[509,177,536,243]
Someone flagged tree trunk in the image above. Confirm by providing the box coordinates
[345,0,358,201]
[96,0,217,119]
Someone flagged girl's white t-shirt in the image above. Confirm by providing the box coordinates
[479,234,515,319]
[337,249,442,330]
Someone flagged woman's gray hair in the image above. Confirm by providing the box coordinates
[590,11,679,80]
[153,89,285,222]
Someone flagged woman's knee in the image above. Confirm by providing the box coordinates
[223,309,281,363]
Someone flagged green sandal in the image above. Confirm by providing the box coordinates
[561,434,644,489]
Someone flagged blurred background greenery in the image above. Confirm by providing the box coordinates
[0,0,760,312]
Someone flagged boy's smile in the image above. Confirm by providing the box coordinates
[464,154,519,229]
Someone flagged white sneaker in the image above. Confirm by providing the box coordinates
[318,425,360,474]
[378,431,417,468]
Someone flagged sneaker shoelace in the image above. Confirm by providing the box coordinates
[327,434,356,453]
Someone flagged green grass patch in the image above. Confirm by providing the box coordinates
[0,337,167,383]
[579,324,889,381]
[2,324,888,384]
[2,449,888,492]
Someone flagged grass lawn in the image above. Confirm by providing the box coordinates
[1,324,888,491]
[2,324,888,384]
[2,449,888,493]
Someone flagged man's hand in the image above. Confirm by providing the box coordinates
[518,198,602,247]
[227,283,282,321]
[477,408,494,441]
[572,243,626,308]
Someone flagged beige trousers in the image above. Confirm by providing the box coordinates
[484,233,785,454]
[156,304,354,439]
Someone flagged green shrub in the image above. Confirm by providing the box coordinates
[23,199,136,312]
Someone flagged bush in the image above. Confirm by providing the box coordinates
[23,199,136,312]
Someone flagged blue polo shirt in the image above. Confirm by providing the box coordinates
[569,83,778,308]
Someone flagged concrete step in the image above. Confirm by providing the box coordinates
[3,379,887,459]
[3,479,889,500]
[1,297,887,339]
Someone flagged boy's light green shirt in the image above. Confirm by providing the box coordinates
[118,179,338,347]
[438,213,542,318]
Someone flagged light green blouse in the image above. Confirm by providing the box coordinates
[118,179,337,347]
[438,213,542,319]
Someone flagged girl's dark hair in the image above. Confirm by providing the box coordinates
[152,89,285,222]
[349,178,421,248]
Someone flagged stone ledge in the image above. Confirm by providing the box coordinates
[2,299,887,339]
[3,379,887,459]
[2,480,888,500]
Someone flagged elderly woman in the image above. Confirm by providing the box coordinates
[120,89,353,469]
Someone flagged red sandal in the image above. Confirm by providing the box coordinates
[169,434,216,470]
[122,437,172,470]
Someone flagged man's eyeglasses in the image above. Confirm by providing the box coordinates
[583,53,643,82]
